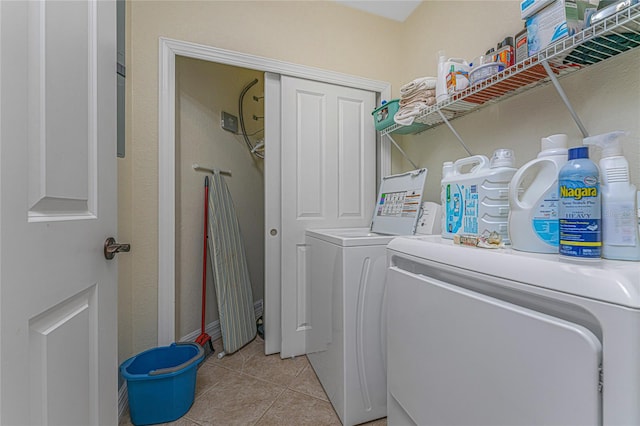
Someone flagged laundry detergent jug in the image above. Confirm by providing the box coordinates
[508,134,568,253]
[442,149,516,243]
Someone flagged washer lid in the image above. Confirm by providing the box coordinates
[370,168,428,236]
[306,227,396,246]
[387,235,640,309]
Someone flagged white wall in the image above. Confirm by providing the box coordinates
[176,57,264,338]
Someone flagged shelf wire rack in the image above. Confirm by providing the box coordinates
[381,3,640,136]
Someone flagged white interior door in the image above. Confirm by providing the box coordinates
[0,1,118,424]
[274,75,377,358]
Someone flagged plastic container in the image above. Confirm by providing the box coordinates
[120,342,205,425]
[436,52,470,102]
[442,149,517,243]
[558,146,601,260]
[494,37,515,67]
[371,100,400,131]
[508,134,568,253]
[515,27,529,63]
[436,51,448,103]
[469,62,505,85]
[441,161,455,235]
[445,58,470,95]
[584,131,640,261]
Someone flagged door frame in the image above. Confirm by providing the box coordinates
[157,37,390,346]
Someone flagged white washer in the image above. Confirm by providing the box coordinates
[386,235,640,426]
[305,169,428,426]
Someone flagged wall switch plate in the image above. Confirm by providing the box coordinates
[221,111,238,133]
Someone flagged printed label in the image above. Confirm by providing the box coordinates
[445,184,463,235]
[531,186,559,246]
[603,201,637,246]
[559,176,601,258]
[377,190,422,218]
[444,183,479,236]
[463,184,479,234]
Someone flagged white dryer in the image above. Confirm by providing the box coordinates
[386,235,640,426]
[305,169,429,426]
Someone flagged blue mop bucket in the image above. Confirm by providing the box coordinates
[120,342,205,425]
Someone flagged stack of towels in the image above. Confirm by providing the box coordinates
[394,77,437,126]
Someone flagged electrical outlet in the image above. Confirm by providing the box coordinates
[221,111,238,133]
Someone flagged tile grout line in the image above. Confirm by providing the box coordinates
[252,384,289,425]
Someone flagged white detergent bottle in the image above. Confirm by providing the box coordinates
[445,58,470,95]
[440,161,455,236]
[436,50,448,103]
[442,149,516,242]
[584,131,640,261]
[508,134,568,253]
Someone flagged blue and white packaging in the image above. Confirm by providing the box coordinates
[558,146,601,259]
[526,0,591,56]
[521,0,555,19]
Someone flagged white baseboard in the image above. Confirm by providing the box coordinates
[118,381,128,419]
[178,298,263,343]
[118,299,263,419]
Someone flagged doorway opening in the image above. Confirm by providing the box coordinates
[157,37,391,352]
[175,57,265,345]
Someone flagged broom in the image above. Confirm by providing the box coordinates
[195,176,214,357]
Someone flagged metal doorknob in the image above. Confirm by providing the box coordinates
[104,237,131,260]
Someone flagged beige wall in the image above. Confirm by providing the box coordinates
[123,0,405,361]
[399,1,640,202]
[176,57,264,338]
[122,0,640,362]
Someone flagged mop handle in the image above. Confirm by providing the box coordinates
[201,176,209,333]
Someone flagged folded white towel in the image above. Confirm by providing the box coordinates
[394,103,431,126]
[399,91,436,107]
[400,77,437,97]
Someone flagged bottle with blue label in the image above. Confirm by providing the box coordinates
[509,134,568,253]
[441,149,516,242]
[558,146,601,259]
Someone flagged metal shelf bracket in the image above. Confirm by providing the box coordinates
[386,134,419,169]
[436,110,473,156]
[541,60,590,138]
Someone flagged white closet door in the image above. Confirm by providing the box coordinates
[273,75,376,358]
[0,1,118,424]
[387,266,602,426]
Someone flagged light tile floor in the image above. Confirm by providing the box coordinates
[119,336,387,426]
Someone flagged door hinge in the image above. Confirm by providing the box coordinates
[117,62,126,78]
[598,364,603,393]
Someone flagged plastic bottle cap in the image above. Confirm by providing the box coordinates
[490,148,515,168]
[498,37,514,48]
[541,134,568,151]
[568,146,589,160]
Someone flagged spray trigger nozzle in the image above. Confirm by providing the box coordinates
[583,130,629,158]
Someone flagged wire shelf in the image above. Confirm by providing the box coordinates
[381,3,640,136]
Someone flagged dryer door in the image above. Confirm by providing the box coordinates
[387,266,602,426]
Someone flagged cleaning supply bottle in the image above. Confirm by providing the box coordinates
[445,59,470,95]
[558,146,601,260]
[436,51,448,103]
[584,131,640,261]
[508,134,568,253]
[442,149,516,242]
[441,161,455,236]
